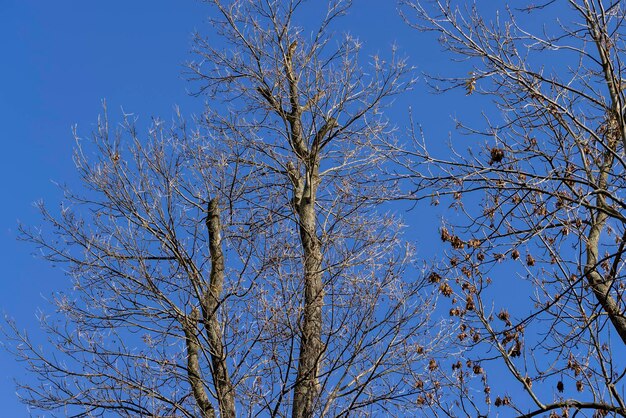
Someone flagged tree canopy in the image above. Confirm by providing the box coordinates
[6,1,626,417]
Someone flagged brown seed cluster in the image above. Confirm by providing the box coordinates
[494,396,511,407]
[489,147,505,165]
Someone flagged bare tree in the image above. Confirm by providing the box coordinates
[399,0,626,416]
[7,1,444,416]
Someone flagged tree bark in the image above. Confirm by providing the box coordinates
[292,162,324,418]
[585,202,626,346]
[202,198,237,418]
[584,10,626,345]
[183,308,216,418]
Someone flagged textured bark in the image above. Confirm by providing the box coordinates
[584,10,626,345]
[257,37,325,418]
[291,162,324,418]
[183,308,216,418]
[271,39,326,418]
[202,198,236,418]
[585,170,626,346]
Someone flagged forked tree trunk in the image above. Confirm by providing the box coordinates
[183,198,236,418]
[203,198,237,418]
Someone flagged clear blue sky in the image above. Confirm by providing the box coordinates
[0,1,479,415]
[1,2,205,414]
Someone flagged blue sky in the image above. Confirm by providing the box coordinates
[0,1,483,415]
[1,2,206,414]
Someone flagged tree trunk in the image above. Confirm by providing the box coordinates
[183,308,216,418]
[585,178,626,346]
[292,165,324,418]
[203,198,237,418]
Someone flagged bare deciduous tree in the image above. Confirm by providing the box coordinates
[400,0,626,416]
[7,1,443,416]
